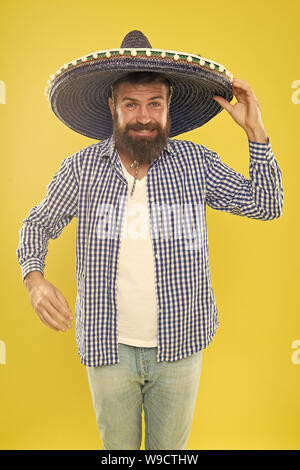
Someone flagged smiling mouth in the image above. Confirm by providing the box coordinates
[130,129,157,136]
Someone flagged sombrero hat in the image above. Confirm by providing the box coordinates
[45,30,234,139]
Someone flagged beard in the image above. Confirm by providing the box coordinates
[112,111,171,164]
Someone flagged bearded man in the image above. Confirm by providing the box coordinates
[16,30,283,450]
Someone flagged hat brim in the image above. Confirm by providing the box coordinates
[48,51,233,139]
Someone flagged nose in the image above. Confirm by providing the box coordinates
[136,105,151,125]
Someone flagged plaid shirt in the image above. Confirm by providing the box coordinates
[16,134,283,366]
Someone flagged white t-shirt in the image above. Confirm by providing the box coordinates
[117,159,158,347]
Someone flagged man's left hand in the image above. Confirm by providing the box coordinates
[213,78,268,143]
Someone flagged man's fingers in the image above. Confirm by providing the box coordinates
[54,289,73,318]
[48,290,73,321]
[232,78,257,100]
[28,278,73,332]
[213,96,234,113]
[214,79,253,106]
[39,316,59,331]
[44,300,72,329]
[232,78,250,89]
[38,307,66,332]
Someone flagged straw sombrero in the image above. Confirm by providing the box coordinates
[45,30,234,139]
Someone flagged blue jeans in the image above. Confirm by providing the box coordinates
[86,343,203,450]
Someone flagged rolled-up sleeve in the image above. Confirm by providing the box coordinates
[204,138,283,219]
[16,155,79,282]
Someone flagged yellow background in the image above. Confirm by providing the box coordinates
[1,0,299,450]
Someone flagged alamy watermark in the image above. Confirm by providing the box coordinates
[291,340,300,365]
[0,80,6,104]
[96,198,206,250]
[291,80,300,104]
[0,340,6,365]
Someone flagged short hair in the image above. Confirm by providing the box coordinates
[109,71,173,104]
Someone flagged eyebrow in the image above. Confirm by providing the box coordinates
[121,95,165,102]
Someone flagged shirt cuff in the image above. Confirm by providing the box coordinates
[20,258,45,283]
[248,137,275,163]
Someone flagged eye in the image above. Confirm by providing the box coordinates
[150,102,161,107]
[126,103,136,108]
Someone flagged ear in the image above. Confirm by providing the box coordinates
[108,97,115,117]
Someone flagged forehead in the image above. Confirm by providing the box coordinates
[116,82,168,100]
